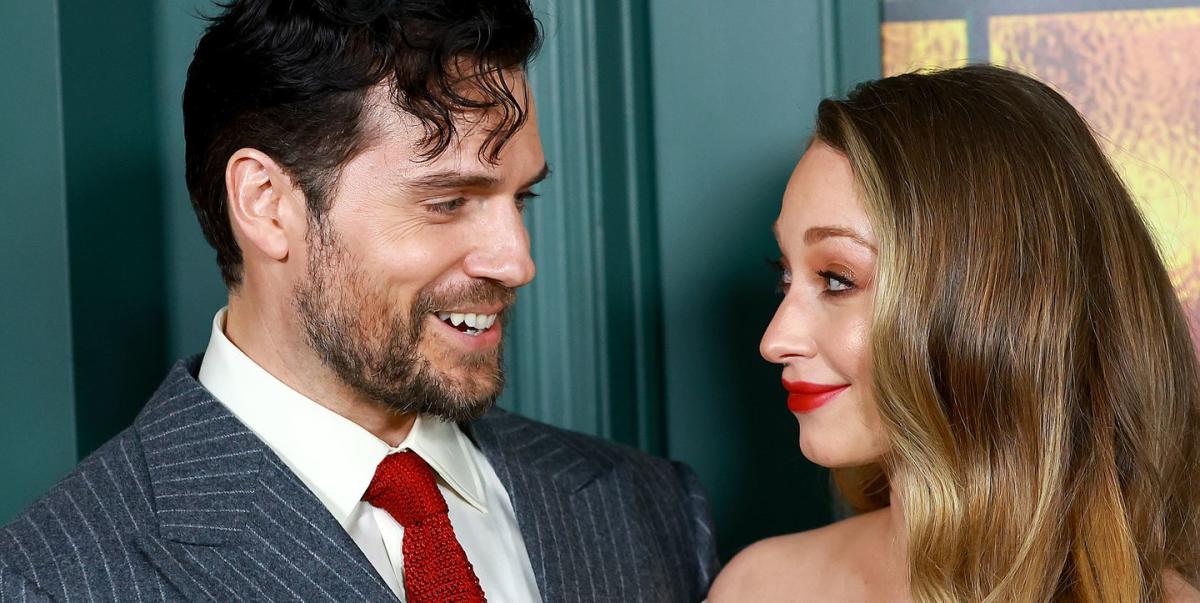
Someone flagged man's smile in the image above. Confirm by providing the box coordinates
[435,310,500,336]
[429,310,504,350]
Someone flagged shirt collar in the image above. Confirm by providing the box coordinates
[197,308,488,530]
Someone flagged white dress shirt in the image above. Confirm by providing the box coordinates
[197,308,541,602]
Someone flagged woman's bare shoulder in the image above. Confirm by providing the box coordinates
[707,532,828,602]
[708,512,882,602]
[1165,570,1200,603]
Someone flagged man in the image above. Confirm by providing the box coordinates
[0,1,718,601]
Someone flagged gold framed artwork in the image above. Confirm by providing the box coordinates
[883,3,1200,329]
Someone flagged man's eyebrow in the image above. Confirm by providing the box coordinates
[404,162,551,192]
[405,171,499,191]
[522,163,551,189]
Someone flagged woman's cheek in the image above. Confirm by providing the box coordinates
[823,302,873,382]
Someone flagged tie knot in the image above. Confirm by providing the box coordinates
[362,451,447,527]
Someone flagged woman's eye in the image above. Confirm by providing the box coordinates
[817,270,856,295]
[428,198,467,214]
[768,259,792,293]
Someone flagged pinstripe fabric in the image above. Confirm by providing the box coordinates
[1,357,718,601]
[465,414,719,602]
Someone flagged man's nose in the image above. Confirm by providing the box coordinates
[760,299,818,364]
[462,200,536,288]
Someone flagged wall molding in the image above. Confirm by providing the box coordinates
[821,0,884,97]
[0,0,79,522]
[503,0,665,453]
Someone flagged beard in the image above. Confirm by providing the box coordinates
[292,224,516,422]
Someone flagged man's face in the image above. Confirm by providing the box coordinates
[292,77,546,422]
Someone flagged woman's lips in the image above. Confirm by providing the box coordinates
[782,379,850,413]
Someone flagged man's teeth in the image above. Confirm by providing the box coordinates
[435,311,499,330]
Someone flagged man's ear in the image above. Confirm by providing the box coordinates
[225,148,303,263]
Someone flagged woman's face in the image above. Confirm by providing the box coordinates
[760,141,888,468]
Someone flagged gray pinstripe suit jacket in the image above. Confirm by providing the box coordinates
[0,357,719,602]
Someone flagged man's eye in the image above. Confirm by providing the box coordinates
[428,198,467,214]
[516,191,540,212]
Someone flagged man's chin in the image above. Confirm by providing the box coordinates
[373,381,499,422]
[419,336,504,392]
[439,397,498,422]
[393,356,504,421]
[343,332,506,422]
[408,387,500,423]
[431,369,504,409]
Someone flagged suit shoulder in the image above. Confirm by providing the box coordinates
[0,427,154,584]
[481,409,719,591]
[0,560,52,601]
[483,408,687,476]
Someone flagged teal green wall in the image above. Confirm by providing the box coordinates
[649,0,880,559]
[0,1,79,522]
[503,0,666,453]
[0,0,881,560]
[0,0,217,520]
[158,0,228,362]
[59,1,168,457]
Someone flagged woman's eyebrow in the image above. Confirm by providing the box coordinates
[803,225,876,252]
[770,222,876,252]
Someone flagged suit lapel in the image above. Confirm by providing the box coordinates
[132,359,396,602]
[466,409,641,601]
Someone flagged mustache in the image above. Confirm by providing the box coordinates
[413,279,517,315]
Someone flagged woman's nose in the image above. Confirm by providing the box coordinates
[760,300,818,364]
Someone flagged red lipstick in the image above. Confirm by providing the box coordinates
[783,379,849,413]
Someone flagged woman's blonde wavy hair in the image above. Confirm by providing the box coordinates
[817,65,1200,602]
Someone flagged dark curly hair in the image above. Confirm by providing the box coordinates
[183,0,541,287]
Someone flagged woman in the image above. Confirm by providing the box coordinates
[710,66,1200,602]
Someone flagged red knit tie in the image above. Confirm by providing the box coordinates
[362,451,487,603]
